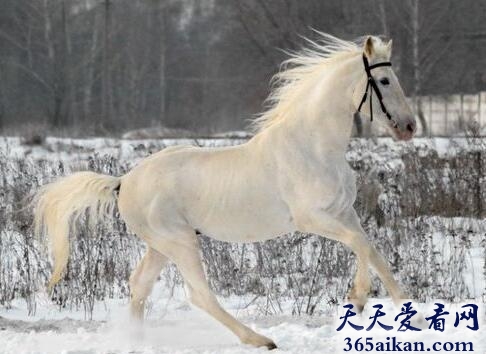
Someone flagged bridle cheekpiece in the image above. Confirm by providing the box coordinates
[357,54,392,122]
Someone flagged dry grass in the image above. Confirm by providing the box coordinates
[0,138,484,317]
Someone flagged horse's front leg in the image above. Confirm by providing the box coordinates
[347,253,371,312]
[294,207,405,310]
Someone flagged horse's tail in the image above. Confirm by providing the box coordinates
[33,171,121,290]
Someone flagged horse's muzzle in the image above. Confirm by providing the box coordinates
[390,119,416,141]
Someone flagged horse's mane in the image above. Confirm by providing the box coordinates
[251,32,385,132]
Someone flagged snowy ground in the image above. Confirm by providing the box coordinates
[0,284,339,354]
[1,284,485,354]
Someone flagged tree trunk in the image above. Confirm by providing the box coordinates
[42,0,58,127]
[61,0,73,127]
[410,0,428,136]
[83,12,100,124]
[159,1,167,126]
[416,97,428,136]
[377,0,388,36]
[0,66,4,131]
[102,0,112,131]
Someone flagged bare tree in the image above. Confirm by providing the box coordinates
[0,0,484,136]
[392,0,455,135]
[101,0,112,130]
[157,0,167,126]
[82,8,101,124]
[375,0,389,37]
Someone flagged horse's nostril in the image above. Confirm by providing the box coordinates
[406,123,415,133]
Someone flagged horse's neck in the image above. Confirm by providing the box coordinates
[262,55,362,158]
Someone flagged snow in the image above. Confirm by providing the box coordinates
[0,136,248,162]
[1,292,485,353]
[1,136,484,163]
[0,300,484,354]
[0,285,338,354]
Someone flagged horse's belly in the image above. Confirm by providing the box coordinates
[201,217,293,243]
[192,201,294,243]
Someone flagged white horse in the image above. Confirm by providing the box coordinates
[34,34,416,349]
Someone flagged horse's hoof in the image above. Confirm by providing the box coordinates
[242,333,277,350]
[346,297,365,313]
[355,303,364,313]
[266,342,278,350]
[347,289,367,314]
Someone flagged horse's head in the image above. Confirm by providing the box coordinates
[354,36,416,141]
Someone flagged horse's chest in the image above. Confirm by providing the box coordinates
[319,167,357,214]
[326,175,357,214]
[282,161,357,216]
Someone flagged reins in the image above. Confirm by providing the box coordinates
[357,54,392,122]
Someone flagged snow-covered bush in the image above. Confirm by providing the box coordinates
[0,138,484,317]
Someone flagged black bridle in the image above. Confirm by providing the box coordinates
[357,54,392,122]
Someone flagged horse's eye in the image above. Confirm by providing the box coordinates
[379,78,390,86]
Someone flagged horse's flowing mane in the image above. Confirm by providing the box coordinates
[252,32,376,132]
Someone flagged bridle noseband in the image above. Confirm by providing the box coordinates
[357,54,392,122]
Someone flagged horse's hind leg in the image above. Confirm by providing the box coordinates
[150,231,277,350]
[129,247,168,321]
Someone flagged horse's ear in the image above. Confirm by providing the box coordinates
[386,39,393,57]
[364,36,374,58]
